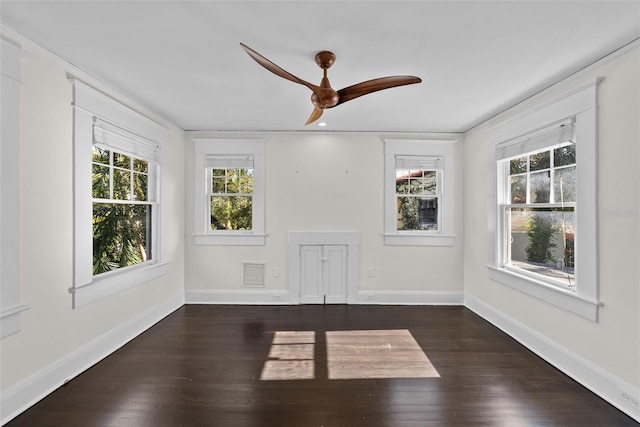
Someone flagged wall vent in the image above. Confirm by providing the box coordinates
[242,262,266,287]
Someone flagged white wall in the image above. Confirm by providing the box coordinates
[463,46,639,408]
[185,133,465,302]
[0,45,186,420]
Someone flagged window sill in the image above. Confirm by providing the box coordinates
[194,233,266,246]
[70,261,171,308]
[486,264,600,321]
[1,304,30,338]
[384,233,455,247]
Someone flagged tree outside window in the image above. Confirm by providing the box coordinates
[92,146,154,275]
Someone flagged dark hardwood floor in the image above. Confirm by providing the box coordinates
[7,305,637,426]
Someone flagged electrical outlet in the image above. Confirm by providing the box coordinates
[272,294,282,301]
[366,294,375,300]
[620,389,640,409]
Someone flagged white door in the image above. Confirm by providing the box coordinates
[300,245,348,304]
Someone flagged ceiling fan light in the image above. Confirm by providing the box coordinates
[318,122,327,127]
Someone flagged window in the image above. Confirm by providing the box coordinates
[208,156,254,231]
[487,78,602,321]
[193,138,265,245]
[384,139,456,246]
[71,79,169,308]
[91,123,157,275]
[395,157,442,232]
[499,123,576,290]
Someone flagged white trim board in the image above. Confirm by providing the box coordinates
[185,289,290,305]
[0,294,184,426]
[357,291,463,305]
[464,294,640,423]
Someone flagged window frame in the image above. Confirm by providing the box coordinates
[91,123,159,276]
[192,138,266,246]
[384,139,456,246]
[486,78,602,321]
[1,40,29,337]
[70,78,170,308]
[500,139,577,291]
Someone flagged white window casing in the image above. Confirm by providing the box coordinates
[1,40,29,337]
[383,139,456,246]
[70,78,170,308]
[486,78,602,321]
[192,138,266,246]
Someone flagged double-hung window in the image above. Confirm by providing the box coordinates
[487,78,601,321]
[384,139,456,246]
[193,138,265,245]
[91,123,158,275]
[498,122,576,290]
[207,156,254,232]
[71,78,169,308]
[395,156,442,232]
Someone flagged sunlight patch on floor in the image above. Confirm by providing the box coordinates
[260,329,439,381]
[326,329,440,379]
[260,331,315,380]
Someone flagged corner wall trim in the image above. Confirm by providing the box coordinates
[0,294,184,426]
[464,294,640,422]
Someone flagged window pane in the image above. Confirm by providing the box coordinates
[397,197,438,231]
[133,172,148,201]
[506,207,575,290]
[212,175,226,193]
[409,177,437,195]
[92,146,110,165]
[510,157,527,175]
[113,169,131,200]
[133,158,148,173]
[554,166,576,203]
[530,151,550,171]
[510,175,526,204]
[238,170,254,194]
[93,203,151,274]
[114,152,131,169]
[92,164,110,199]
[530,171,550,203]
[554,145,576,167]
[396,175,409,194]
[210,195,252,230]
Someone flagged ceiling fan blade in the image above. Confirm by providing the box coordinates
[240,43,320,92]
[336,76,422,106]
[305,108,324,125]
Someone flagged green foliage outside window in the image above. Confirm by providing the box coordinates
[92,147,152,275]
[525,211,557,263]
[210,168,253,230]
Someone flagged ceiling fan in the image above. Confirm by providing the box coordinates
[240,43,422,125]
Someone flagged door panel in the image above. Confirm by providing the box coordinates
[324,245,348,304]
[300,246,324,304]
[300,245,348,304]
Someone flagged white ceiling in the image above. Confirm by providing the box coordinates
[1,1,639,133]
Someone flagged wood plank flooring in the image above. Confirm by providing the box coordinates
[7,305,637,426]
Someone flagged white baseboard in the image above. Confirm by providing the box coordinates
[184,289,463,306]
[464,294,640,423]
[358,290,464,305]
[0,293,184,426]
[185,289,290,305]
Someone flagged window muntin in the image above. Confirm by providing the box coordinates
[91,145,156,275]
[501,142,576,290]
[209,166,254,231]
[395,169,440,231]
